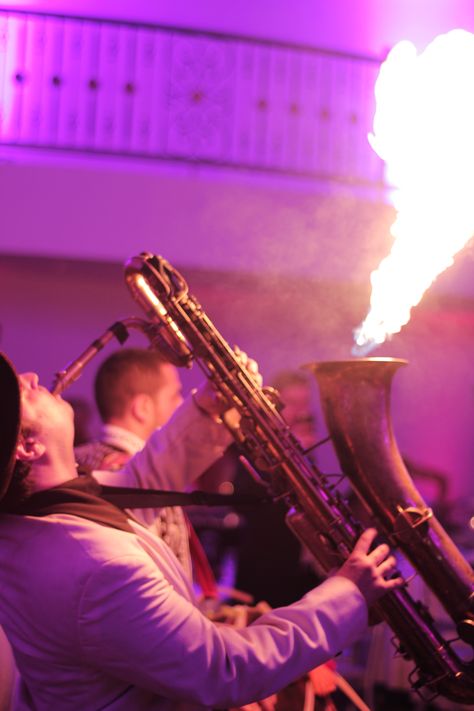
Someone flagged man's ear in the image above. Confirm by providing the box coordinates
[16,436,45,463]
[130,393,152,424]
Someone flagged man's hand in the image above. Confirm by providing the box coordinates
[192,347,262,420]
[336,528,403,606]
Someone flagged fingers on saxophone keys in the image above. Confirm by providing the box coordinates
[381,573,405,591]
[377,554,404,589]
[355,529,404,591]
[233,345,263,387]
[376,554,396,578]
[369,542,391,566]
[248,361,263,387]
[353,527,378,554]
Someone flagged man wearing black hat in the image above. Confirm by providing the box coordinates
[0,352,402,711]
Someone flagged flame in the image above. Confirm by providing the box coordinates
[353,30,474,355]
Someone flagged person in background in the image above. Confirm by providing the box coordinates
[0,351,402,710]
[231,368,351,709]
[234,369,322,608]
[75,347,183,466]
[75,348,193,577]
[271,370,319,453]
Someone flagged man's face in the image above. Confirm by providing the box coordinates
[279,382,317,450]
[149,364,183,429]
[19,372,75,442]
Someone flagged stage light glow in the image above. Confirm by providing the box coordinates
[353,29,474,354]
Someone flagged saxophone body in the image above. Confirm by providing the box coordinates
[62,251,469,704]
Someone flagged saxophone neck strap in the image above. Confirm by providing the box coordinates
[99,485,271,510]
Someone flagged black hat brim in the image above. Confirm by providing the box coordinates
[0,353,21,501]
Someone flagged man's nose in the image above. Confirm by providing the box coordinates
[21,372,40,389]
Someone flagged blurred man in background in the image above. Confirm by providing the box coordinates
[75,347,192,575]
[234,369,321,607]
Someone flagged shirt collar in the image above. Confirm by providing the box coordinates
[100,424,146,456]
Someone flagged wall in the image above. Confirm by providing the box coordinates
[1,0,474,280]
[0,159,392,276]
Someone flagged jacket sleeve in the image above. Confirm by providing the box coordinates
[77,551,368,708]
[92,394,232,492]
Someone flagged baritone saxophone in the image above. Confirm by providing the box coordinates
[53,252,474,704]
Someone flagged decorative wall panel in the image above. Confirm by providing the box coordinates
[0,10,383,185]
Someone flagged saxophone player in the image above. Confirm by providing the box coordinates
[0,351,402,711]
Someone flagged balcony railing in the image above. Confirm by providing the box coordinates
[0,9,384,186]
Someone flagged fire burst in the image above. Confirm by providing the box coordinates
[353,29,474,355]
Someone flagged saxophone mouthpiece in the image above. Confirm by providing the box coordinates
[49,321,131,395]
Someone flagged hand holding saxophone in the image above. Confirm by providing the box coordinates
[336,528,403,606]
[192,346,261,421]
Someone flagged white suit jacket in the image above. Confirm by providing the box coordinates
[0,396,368,710]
